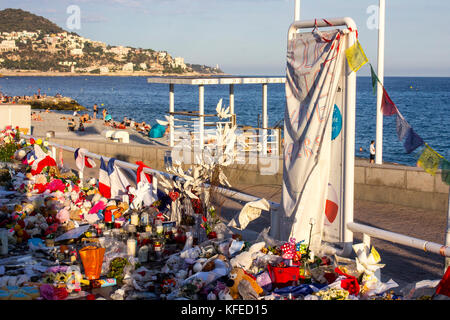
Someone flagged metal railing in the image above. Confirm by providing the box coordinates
[23,134,450,272]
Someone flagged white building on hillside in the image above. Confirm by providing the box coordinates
[70,48,83,56]
[110,46,131,57]
[122,62,134,72]
[0,40,18,52]
[173,57,186,69]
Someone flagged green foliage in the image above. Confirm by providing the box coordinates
[0,142,19,162]
[0,8,67,34]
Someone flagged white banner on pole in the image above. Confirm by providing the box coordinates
[281,29,346,250]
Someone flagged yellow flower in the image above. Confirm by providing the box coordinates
[36,139,43,145]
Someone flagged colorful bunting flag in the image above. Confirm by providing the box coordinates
[381,88,398,116]
[435,266,450,297]
[370,64,379,95]
[396,114,411,141]
[417,144,442,176]
[353,41,449,180]
[403,127,424,154]
[345,40,368,72]
[441,158,450,186]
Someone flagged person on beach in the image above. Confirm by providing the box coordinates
[370,140,375,164]
[103,108,107,120]
[93,104,98,119]
[78,120,85,132]
[31,112,42,121]
[67,118,76,131]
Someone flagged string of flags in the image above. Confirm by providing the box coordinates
[345,40,450,186]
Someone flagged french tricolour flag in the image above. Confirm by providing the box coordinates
[107,158,130,199]
[98,157,111,198]
[74,148,96,172]
[30,144,57,175]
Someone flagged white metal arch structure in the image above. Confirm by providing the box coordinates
[284,17,357,256]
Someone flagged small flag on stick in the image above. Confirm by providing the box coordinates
[345,40,368,72]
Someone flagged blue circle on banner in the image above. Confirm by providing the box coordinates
[331,104,342,140]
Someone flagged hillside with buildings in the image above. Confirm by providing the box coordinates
[0,8,223,76]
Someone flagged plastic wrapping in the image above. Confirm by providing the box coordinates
[79,246,105,280]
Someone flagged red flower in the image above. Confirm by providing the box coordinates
[30,138,35,145]
[201,215,207,223]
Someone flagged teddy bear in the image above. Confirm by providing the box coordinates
[227,267,263,300]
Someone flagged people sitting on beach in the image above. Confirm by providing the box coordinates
[78,120,85,132]
[31,112,43,121]
[67,118,76,131]
[117,121,127,129]
[80,113,91,123]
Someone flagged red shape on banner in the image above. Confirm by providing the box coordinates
[325,200,338,223]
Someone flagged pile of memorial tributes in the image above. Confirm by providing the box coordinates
[0,126,449,301]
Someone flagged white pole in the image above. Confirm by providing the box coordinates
[375,0,385,164]
[199,84,204,152]
[229,84,235,115]
[262,83,268,155]
[169,83,174,147]
[343,30,356,248]
[294,0,300,21]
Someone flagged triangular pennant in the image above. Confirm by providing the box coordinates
[403,127,424,154]
[370,64,379,95]
[417,144,442,176]
[396,114,411,141]
[381,88,398,116]
[345,40,368,72]
[440,158,450,186]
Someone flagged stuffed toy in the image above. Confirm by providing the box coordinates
[227,268,263,300]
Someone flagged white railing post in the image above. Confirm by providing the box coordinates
[199,84,205,152]
[51,146,56,161]
[229,84,235,115]
[375,0,386,164]
[262,83,268,155]
[169,83,175,147]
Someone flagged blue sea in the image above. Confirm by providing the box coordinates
[0,76,448,167]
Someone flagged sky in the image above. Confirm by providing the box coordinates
[2,0,450,76]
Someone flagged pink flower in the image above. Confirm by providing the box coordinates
[46,179,65,193]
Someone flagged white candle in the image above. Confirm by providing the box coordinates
[127,238,137,256]
[131,213,139,226]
